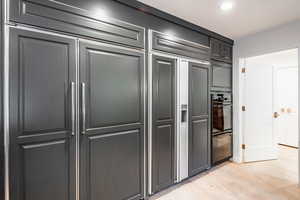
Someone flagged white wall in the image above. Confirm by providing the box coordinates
[233,19,300,174]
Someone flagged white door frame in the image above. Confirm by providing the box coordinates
[233,49,300,185]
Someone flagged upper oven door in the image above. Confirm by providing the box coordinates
[212,102,232,133]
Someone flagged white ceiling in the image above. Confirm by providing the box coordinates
[137,0,300,39]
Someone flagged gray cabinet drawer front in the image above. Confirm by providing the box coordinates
[211,62,232,91]
[10,0,145,48]
[152,31,210,60]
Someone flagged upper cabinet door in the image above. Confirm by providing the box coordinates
[9,0,145,48]
[152,31,210,60]
[222,44,232,61]
[151,55,176,193]
[189,62,210,176]
[9,27,76,200]
[79,41,145,200]
[211,61,232,91]
[210,39,232,63]
[211,39,222,59]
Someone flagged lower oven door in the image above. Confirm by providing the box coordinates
[212,132,232,165]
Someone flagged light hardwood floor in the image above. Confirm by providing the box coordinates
[150,146,299,200]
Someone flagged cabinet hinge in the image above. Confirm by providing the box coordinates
[242,106,246,111]
[242,144,246,150]
[241,67,246,73]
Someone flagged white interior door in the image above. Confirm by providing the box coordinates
[243,61,278,162]
[274,66,298,148]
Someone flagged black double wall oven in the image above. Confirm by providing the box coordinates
[211,93,233,165]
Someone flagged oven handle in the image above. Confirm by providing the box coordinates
[213,103,232,107]
[212,131,232,137]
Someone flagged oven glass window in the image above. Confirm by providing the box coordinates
[212,103,232,132]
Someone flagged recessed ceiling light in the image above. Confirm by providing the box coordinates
[220,1,234,11]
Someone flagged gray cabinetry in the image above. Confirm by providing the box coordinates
[9,28,76,200]
[152,55,176,193]
[152,31,210,60]
[211,61,232,91]
[0,1,3,198]
[10,0,145,48]
[8,27,145,200]
[79,41,145,200]
[211,38,232,63]
[189,62,210,176]
[4,0,234,199]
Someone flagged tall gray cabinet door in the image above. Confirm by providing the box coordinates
[152,55,175,193]
[188,62,210,176]
[0,1,3,198]
[79,42,145,200]
[9,28,76,200]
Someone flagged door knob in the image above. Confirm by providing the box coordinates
[273,112,280,118]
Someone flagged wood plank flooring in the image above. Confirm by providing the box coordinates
[150,146,299,200]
